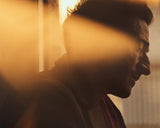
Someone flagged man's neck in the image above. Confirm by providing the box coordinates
[53,60,105,109]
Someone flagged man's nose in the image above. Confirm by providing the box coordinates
[140,62,150,75]
[137,54,150,76]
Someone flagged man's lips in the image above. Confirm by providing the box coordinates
[130,72,141,87]
[133,74,141,81]
[131,71,141,81]
[130,78,135,87]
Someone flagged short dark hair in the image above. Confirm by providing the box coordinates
[64,0,153,44]
[71,0,153,27]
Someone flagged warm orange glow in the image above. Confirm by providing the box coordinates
[0,1,60,89]
[0,1,39,88]
[64,15,139,64]
[0,0,158,89]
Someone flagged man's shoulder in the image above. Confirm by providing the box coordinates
[28,70,79,109]
[27,71,86,128]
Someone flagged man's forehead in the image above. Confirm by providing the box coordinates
[72,0,150,43]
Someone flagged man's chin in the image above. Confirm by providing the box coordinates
[118,92,131,98]
[111,88,132,98]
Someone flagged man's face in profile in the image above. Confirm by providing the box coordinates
[104,40,150,98]
[64,0,153,99]
[64,17,151,99]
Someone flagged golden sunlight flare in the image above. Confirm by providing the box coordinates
[59,0,82,24]
[0,1,38,87]
[64,15,139,65]
[0,1,60,89]
[0,0,157,89]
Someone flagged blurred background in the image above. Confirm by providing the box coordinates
[0,0,159,127]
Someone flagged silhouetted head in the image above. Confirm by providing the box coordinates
[63,0,153,98]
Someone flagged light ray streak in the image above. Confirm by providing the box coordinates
[38,0,44,72]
